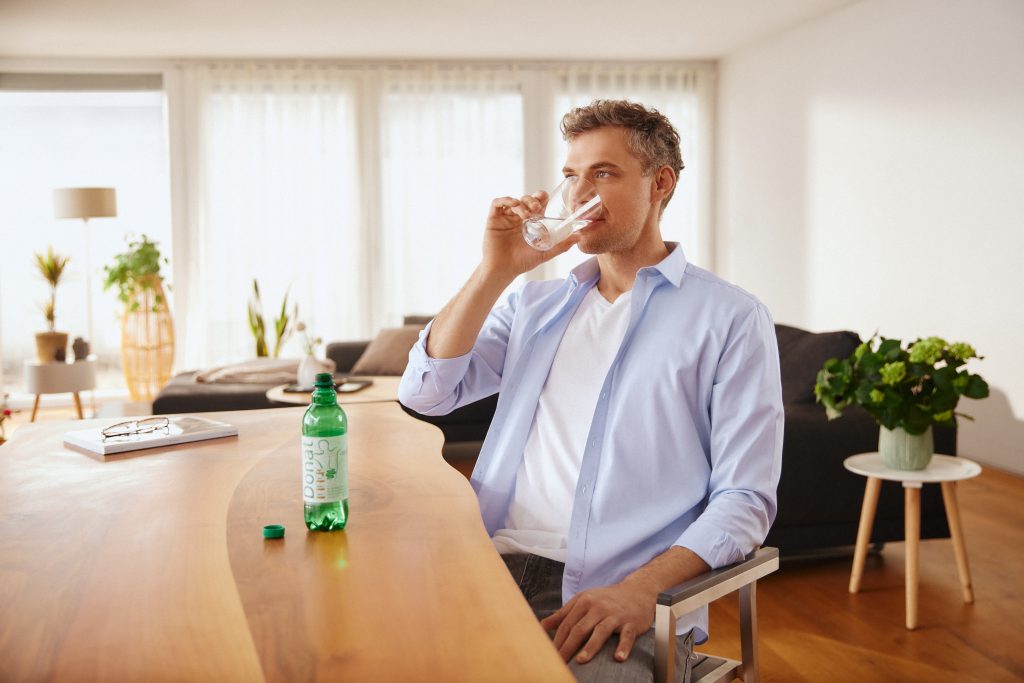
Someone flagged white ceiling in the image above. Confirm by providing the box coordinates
[0,0,860,61]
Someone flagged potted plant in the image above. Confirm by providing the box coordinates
[814,335,989,470]
[34,246,71,362]
[103,234,174,401]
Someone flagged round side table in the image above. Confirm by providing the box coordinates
[844,453,982,630]
[266,376,401,406]
[23,358,97,421]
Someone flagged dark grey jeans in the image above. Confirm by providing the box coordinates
[501,553,696,683]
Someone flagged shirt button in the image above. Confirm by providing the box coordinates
[600,392,607,399]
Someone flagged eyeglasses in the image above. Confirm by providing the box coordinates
[101,416,170,441]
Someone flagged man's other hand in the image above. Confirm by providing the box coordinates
[539,579,658,665]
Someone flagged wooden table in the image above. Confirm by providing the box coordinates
[844,453,982,630]
[0,404,572,682]
[266,375,402,405]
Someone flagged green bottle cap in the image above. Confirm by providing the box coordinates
[314,372,334,388]
[263,524,285,539]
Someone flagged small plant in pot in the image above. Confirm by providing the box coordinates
[814,335,989,470]
[295,321,335,388]
[34,246,71,362]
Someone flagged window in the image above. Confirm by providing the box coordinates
[173,62,712,369]
[0,63,713,390]
[0,85,170,395]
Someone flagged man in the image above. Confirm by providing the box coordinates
[399,100,783,682]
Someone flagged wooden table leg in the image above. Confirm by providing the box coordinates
[850,477,882,593]
[941,481,974,603]
[31,395,41,423]
[72,393,84,420]
[905,484,921,630]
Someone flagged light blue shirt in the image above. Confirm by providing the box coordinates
[398,243,784,639]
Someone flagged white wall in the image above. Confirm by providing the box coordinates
[717,0,1024,474]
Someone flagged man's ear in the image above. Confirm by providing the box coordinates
[651,166,676,205]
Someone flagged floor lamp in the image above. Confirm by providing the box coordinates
[53,187,117,415]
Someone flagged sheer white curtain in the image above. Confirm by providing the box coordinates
[543,64,715,278]
[174,64,364,369]
[170,62,713,371]
[377,65,523,331]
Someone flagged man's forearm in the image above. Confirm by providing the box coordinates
[620,545,710,598]
[426,264,514,359]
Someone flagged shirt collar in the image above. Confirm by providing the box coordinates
[567,241,688,289]
[648,242,688,288]
[568,257,601,288]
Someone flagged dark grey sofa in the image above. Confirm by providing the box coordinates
[399,323,955,556]
[152,322,954,555]
[152,318,426,415]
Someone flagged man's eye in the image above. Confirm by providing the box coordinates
[595,171,611,179]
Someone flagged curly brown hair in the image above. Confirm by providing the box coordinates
[560,99,684,212]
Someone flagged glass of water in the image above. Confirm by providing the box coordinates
[522,176,602,251]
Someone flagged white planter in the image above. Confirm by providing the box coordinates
[298,355,336,388]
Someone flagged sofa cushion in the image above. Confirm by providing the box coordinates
[775,324,861,404]
[350,325,423,376]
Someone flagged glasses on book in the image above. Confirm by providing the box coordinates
[101,416,170,441]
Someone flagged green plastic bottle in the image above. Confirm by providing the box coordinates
[301,372,348,530]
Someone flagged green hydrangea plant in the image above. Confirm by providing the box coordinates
[814,335,989,435]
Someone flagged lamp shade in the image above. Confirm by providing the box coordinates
[53,187,117,220]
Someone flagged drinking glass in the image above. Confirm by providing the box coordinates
[522,176,602,251]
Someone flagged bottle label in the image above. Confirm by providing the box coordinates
[301,434,348,504]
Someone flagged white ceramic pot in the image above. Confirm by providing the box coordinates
[298,355,336,388]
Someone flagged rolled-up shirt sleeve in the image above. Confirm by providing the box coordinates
[398,287,519,416]
[674,302,784,568]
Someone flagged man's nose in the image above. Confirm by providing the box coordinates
[570,182,593,209]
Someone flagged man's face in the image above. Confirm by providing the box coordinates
[562,126,659,255]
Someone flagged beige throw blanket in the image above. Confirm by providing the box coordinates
[194,358,299,384]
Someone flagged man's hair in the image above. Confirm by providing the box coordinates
[560,99,684,211]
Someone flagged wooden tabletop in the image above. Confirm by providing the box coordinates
[0,404,572,682]
[265,375,402,405]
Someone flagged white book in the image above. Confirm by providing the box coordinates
[63,416,239,456]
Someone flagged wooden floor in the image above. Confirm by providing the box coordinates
[4,407,1022,681]
[702,467,1024,682]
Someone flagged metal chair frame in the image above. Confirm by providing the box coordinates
[655,548,780,683]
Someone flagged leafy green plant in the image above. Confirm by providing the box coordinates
[102,234,169,312]
[247,280,297,358]
[34,246,71,331]
[814,335,990,435]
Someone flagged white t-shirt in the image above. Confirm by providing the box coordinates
[491,286,632,561]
